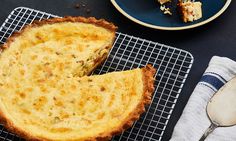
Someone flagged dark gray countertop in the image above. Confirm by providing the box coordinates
[0,0,235,140]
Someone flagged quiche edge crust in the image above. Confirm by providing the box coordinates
[0,17,156,141]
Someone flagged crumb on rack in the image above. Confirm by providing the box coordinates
[73,2,92,14]
[74,3,80,9]
[86,9,91,14]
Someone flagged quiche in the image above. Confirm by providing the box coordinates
[0,17,156,141]
[178,1,202,22]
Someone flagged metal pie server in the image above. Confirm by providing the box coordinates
[199,77,236,141]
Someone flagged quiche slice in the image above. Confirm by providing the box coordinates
[178,1,202,22]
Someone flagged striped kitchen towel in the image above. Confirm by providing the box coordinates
[170,56,236,141]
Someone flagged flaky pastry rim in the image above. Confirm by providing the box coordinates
[1,16,117,50]
[0,17,156,141]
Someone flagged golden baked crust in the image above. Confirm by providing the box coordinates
[0,17,156,141]
[2,16,117,48]
[1,16,117,48]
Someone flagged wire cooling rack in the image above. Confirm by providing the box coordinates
[0,7,193,141]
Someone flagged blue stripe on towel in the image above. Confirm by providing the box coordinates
[199,74,225,90]
[205,72,227,83]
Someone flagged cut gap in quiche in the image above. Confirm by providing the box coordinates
[0,17,156,141]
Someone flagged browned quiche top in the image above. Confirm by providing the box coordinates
[0,17,156,141]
